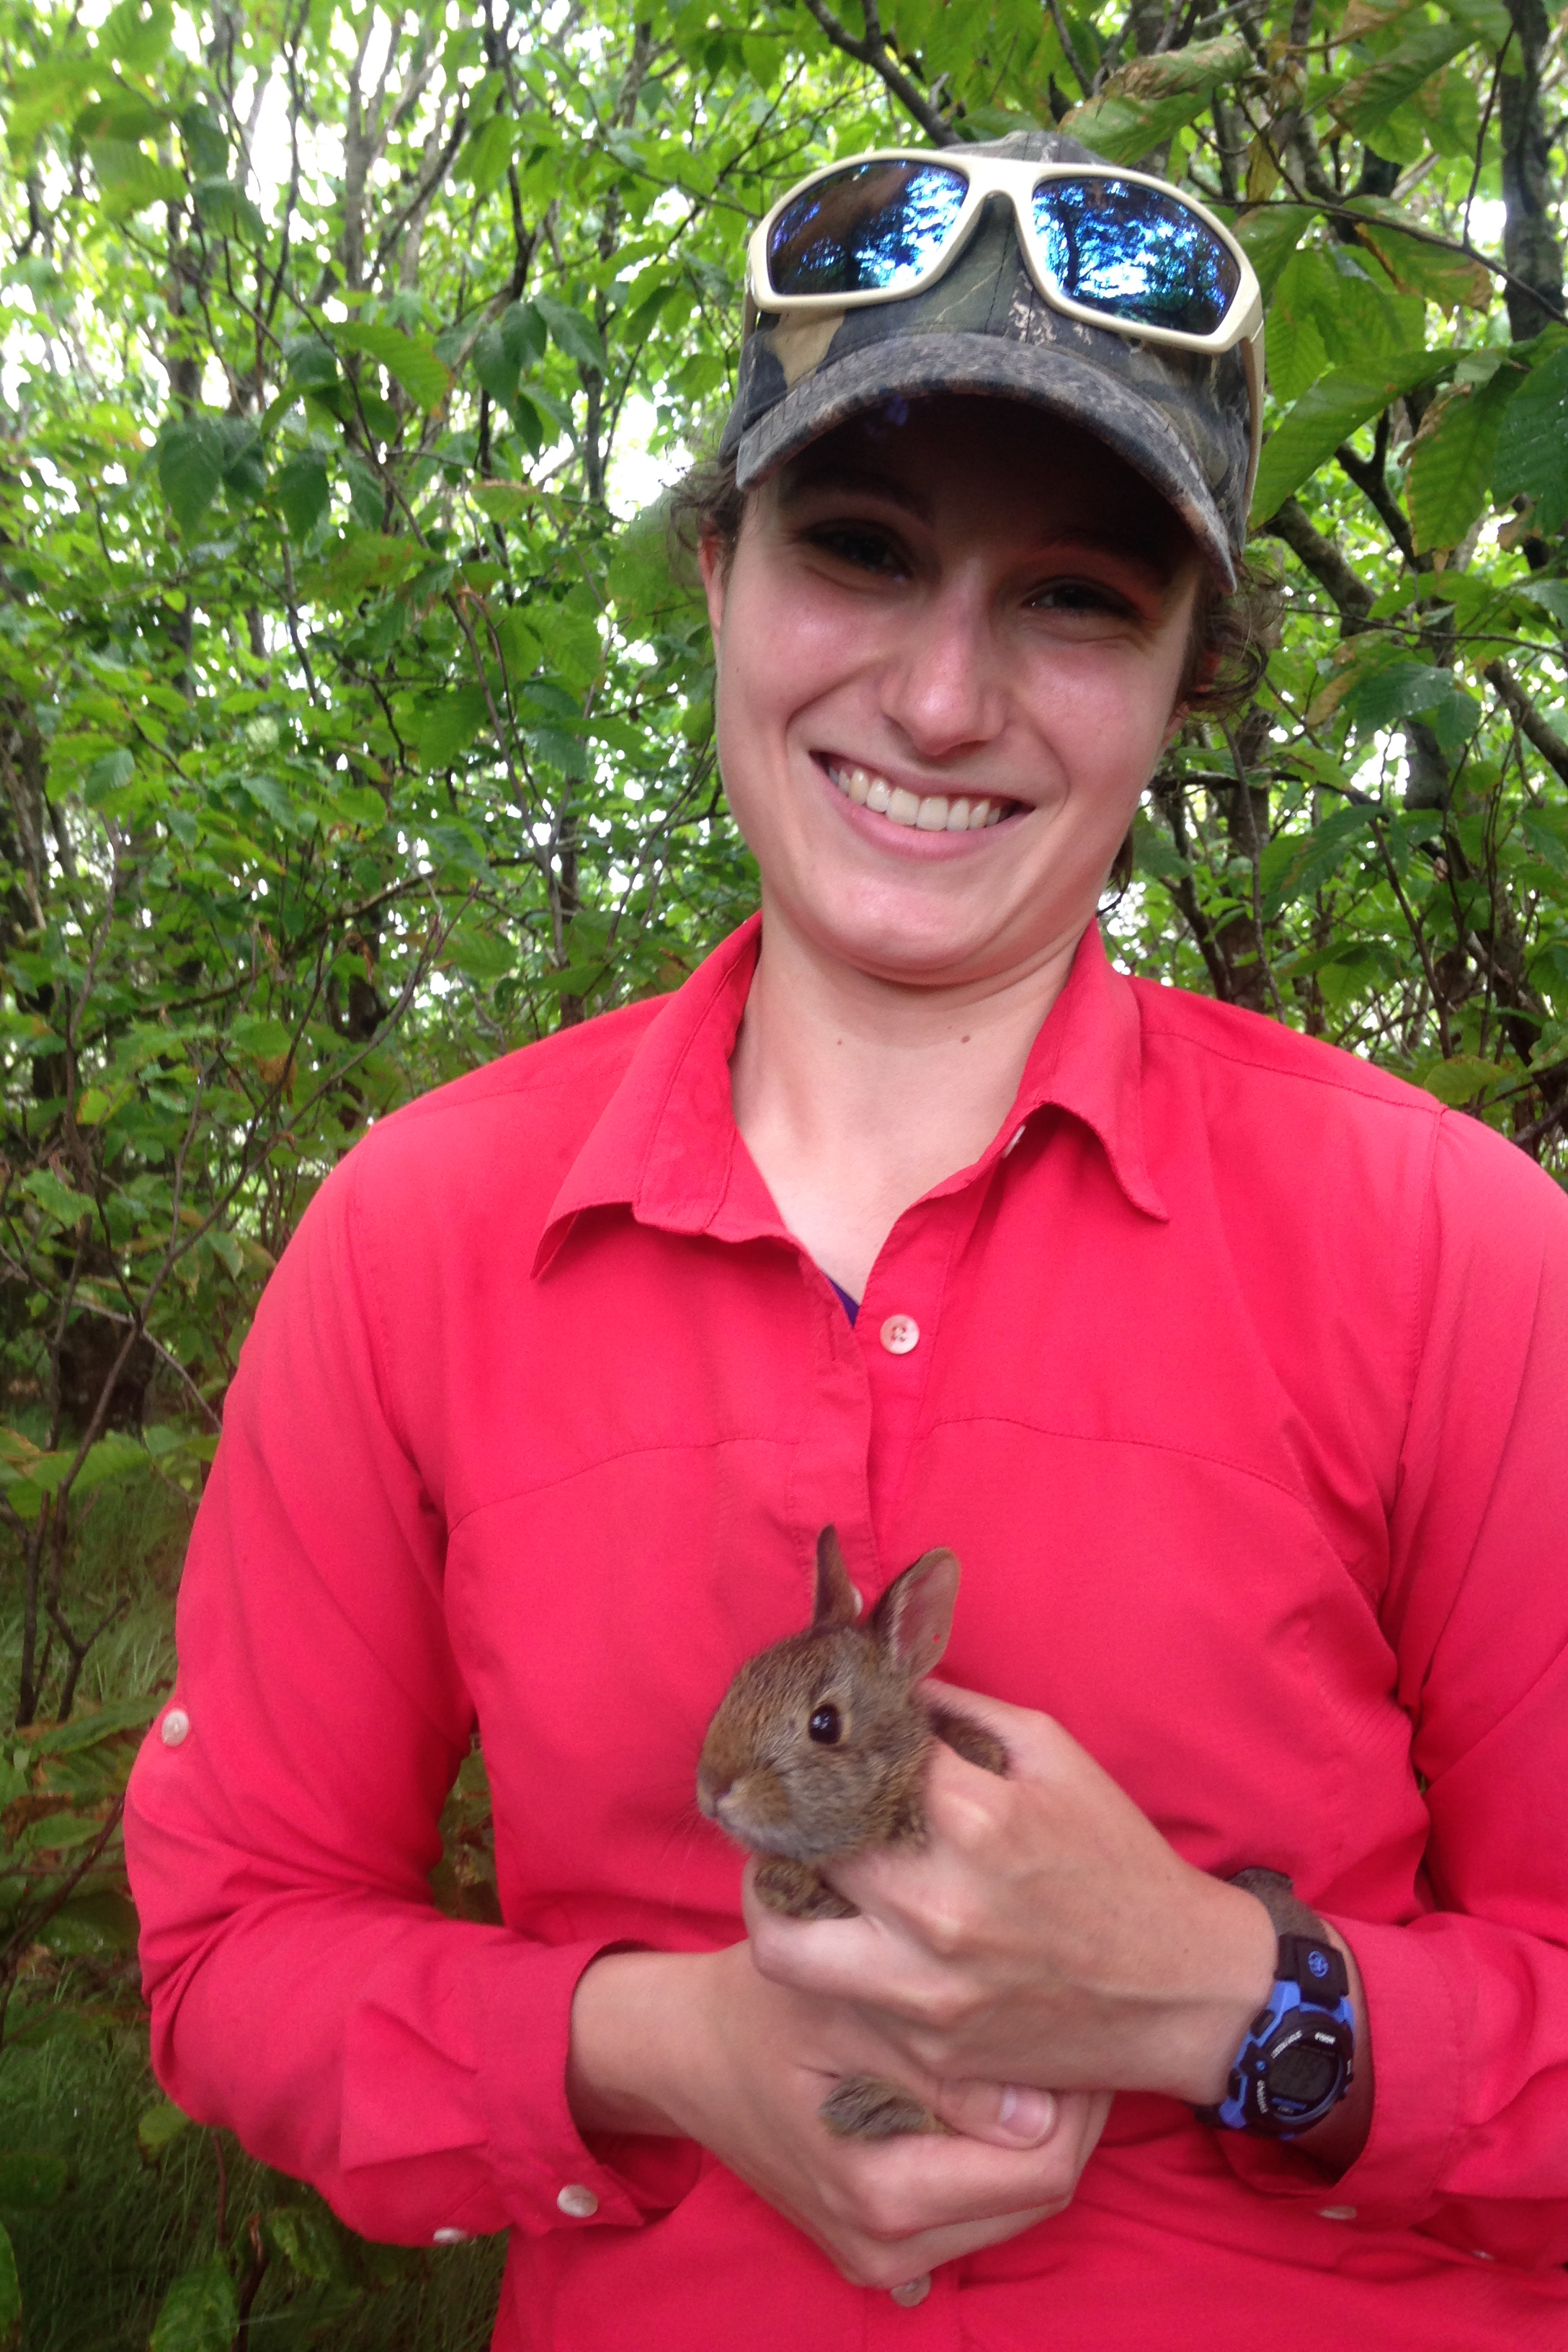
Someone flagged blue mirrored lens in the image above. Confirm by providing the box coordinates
[766,161,968,298]
[1030,177,1239,335]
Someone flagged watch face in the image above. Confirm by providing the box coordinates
[1269,2038,1340,2109]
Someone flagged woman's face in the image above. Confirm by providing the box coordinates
[700,396,1203,995]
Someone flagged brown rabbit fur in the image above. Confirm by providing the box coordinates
[697,1527,1007,2138]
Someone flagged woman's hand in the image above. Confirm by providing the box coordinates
[745,1681,1279,2108]
[567,1941,1113,2291]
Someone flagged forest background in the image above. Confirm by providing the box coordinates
[0,0,1564,2340]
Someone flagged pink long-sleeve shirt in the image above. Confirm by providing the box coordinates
[126,917,1568,2350]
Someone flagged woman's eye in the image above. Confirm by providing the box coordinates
[809,525,906,578]
[1030,579,1123,616]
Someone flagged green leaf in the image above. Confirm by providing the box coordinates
[84,748,135,803]
[472,481,534,523]
[534,294,606,375]
[1520,579,1568,625]
[1414,1052,1513,1105]
[0,2151,71,2211]
[1252,347,1455,522]
[38,1889,141,1956]
[1407,365,1523,552]
[18,1810,101,1853]
[1343,657,1481,748]
[500,300,548,370]
[29,1694,160,1753]
[472,324,519,406]
[74,1087,113,1126]
[285,334,339,391]
[1232,205,1312,305]
[192,177,264,241]
[264,2204,349,2283]
[0,2218,19,2352]
[335,320,451,411]
[137,2098,195,2162]
[444,925,516,984]
[21,1169,95,1228]
[1064,34,1251,164]
[231,1015,293,1059]
[1492,344,1568,533]
[275,450,329,540]
[1330,20,1474,136]
[411,685,491,767]
[157,418,226,540]
[1351,210,1492,313]
[149,2255,239,2352]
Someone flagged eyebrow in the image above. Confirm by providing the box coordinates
[778,462,1185,588]
[777,462,935,527]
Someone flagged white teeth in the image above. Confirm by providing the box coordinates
[827,761,1010,834]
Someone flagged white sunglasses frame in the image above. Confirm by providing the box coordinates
[747,149,1265,498]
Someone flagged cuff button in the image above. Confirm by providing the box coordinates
[432,2227,468,2245]
[1317,2206,1356,2222]
[161,1708,192,1747]
[557,2183,599,2219]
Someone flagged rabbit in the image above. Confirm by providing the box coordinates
[697,1526,1008,2138]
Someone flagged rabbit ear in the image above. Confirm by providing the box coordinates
[811,1526,862,1629]
[869,1549,960,1679]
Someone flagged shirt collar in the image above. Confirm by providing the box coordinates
[535,912,1165,1275]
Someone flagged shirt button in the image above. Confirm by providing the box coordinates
[879,1314,919,1355]
[1317,2205,1357,2222]
[556,2183,599,2219]
[161,1708,191,1747]
[890,2275,931,2307]
[432,2227,468,2245]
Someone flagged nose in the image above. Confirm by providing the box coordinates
[877,569,1008,765]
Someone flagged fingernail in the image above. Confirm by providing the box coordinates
[998,2085,1055,2139]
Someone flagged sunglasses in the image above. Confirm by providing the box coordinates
[748,151,1264,489]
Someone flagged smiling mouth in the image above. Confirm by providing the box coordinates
[824,760,1017,834]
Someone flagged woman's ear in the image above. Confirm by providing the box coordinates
[698,528,729,641]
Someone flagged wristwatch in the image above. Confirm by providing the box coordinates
[1195,1868,1355,2139]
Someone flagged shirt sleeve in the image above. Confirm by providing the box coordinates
[124,1146,694,2248]
[1217,1110,1568,2265]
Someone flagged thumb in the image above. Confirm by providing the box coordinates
[931,2080,1059,2148]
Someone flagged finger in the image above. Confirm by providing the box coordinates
[821,2202,1059,2294]
[927,2079,1059,2147]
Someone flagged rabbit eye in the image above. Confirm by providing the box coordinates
[808,1704,842,1745]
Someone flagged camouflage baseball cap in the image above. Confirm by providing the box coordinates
[719,130,1254,588]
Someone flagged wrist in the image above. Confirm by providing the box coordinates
[567,1949,715,2139]
[1152,1868,1279,2106]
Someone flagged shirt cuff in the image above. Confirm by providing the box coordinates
[1211,1914,1459,2229]
[468,1933,701,2236]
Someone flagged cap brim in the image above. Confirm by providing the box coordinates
[731,331,1237,591]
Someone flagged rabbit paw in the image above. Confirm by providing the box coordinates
[819,2076,948,2139]
[928,1705,1009,1777]
[753,1856,860,1918]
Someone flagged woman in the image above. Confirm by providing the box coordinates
[126,133,1568,2348]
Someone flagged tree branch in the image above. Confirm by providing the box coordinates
[1486,659,1568,788]
[1257,496,1374,631]
[797,0,956,144]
